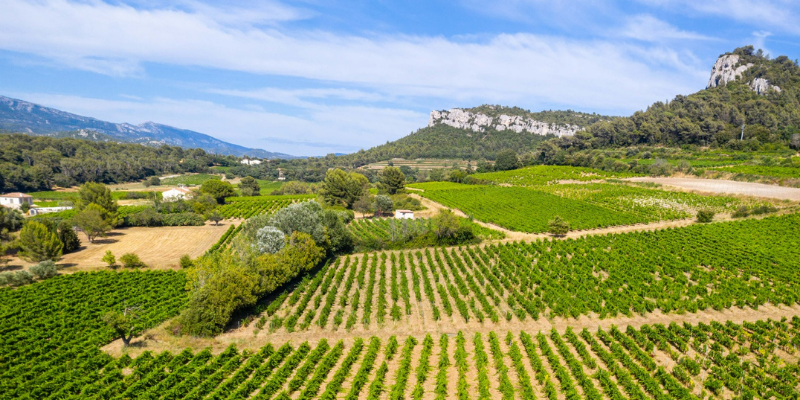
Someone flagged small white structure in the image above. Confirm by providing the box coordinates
[29,206,73,216]
[240,158,262,165]
[0,192,33,209]
[277,169,286,181]
[394,210,414,220]
[162,187,193,201]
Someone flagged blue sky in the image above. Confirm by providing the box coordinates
[1,0,799,156]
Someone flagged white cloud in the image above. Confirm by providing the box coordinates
[619,15,716,42]
[0,0,705,114]
[11,92,427,156]
[636,0,800,35]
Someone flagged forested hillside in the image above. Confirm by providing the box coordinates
[539,46,800,161]
[0,134,230,191]
[338,108,610,163]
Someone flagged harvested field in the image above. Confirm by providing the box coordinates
[6,221,232,271]
[627,176,800,201]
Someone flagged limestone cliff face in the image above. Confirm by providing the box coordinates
[706,54,781,94]
[428,108,580,137]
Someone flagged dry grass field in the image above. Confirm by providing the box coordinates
[5,221,233,272]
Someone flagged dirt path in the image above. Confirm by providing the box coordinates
[104,300,800,358]
[626,176,800,201]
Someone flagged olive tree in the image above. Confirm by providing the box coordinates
[255,226,286,254]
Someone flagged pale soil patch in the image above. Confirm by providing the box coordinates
[626,177,800,201]
[103,302,800,359]
[7,222,233,272]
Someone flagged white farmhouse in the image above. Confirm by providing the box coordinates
[162,187,193,201]
[240,158,262,165]
[0,192,33,210]
[29,206,73,216]
[394,209,414,219]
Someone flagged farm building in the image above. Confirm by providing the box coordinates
[162,187,193,201]
[0,192,33,209]
[240,158,262,165]
[394,209,414,219]
[29,206,73,216]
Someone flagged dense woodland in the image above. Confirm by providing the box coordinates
[0,134,233,191]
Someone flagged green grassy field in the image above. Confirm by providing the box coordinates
[160,173,221,186]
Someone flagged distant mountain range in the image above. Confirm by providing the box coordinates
[0,95,300,159]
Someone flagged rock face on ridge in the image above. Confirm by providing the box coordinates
[429,108,580,137]
[706,54,781,94]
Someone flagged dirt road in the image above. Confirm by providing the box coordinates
[627,177,800,201]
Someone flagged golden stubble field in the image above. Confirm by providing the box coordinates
[7,221,234,271]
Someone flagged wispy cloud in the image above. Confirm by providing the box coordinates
[619,15,717,42]
[0,0,704,113]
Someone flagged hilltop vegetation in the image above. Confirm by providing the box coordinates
[0,134,231,192]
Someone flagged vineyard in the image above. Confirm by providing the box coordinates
[472,165,643,186]
[256,214,800,333]
[418,183,766,233]
[217,195,315,219]
[422,186,646,232]
[0,271,187,399]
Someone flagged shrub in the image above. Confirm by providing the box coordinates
[163,212,205,226]
[10,270,33,286]
[30,260,58,280]
[732,206,750,218]
[102,250,116,268]
[696,210,715,223]
[179,254,194,269]
[128,207,164,227]
[120,253,147,269]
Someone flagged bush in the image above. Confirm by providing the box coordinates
[732,206,750,218]
[102,250,116,268]
[8,270,33,286]
[179,254,194,269]
[163,212,205,226]
[18,221,63,262]
[751,205,778,215]
[120,253,147,269]
[696,210,715,223]
[30,260,58,280]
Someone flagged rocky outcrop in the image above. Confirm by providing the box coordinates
[706,54,780,95]
[429,109,580,137]
[707,54,752,89]
[749,77,781,94]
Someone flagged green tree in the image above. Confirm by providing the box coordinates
[320,168,369,208]
[547,215,570,237]
[206,210,222,226]
[147,176,161,186]
[179,254,194,269]
[18,221,63,262]
[101,307,141,346]
[239,176,261,197]
[102,250,116,268]
[494,150,521,171]
[57,221,81,253]
[201,179,235,204]
[353,195,373,218]
[73,204,112,243]
[77,182,118,213]
[433,209,460,239]
[378,166,406,194]
[373,195,393,216]
[20,202,31,214]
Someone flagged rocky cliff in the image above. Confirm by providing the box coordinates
[428,107,581,137]
[706,54,781,94]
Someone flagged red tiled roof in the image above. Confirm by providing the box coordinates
[0,192,32,198]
